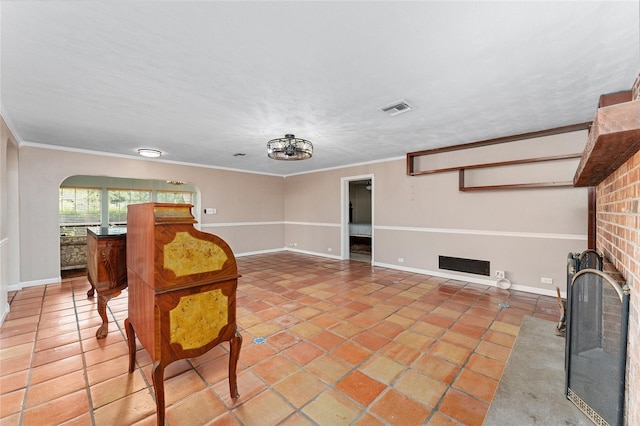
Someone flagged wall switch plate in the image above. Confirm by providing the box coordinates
[204,208,216,214]
[541,277,553,284]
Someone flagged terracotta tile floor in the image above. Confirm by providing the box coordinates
[0,252,560,425]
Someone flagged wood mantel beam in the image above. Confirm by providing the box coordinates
[574,100,640,187]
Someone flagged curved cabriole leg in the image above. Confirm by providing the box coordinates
[87,273,96,297]
[124,318,136,373]
[95,294,111,339]
[228,329,243,399]
[152,362,166,426]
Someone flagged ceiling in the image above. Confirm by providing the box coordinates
[2,1,639,177]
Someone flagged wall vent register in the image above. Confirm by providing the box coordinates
[438,255,490,276]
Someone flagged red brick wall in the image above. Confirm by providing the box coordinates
[602,278,623,356]
[596,148,640,424]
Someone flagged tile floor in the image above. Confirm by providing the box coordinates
[0,252,560,425]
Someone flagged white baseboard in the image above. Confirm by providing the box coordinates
[374,262,495,285]
[260,251,562,298]
[510,283,565,298]
[374,262,564,298]
[6,255,564,300]
[285,247,343,260]
[236,246,343,261]
[9,276,61,291]
[235,247,285,257]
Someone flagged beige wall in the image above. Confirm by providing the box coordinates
[1,118,20,324]
[12,128,589,298]
[1,119,8,323]
[17,145,284,285]
[282,169,346,257]
[284,130,589,295]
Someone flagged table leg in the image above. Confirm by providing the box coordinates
[95,290,121,339]
[124,318,137,373]
[95,293,110,339]
[152,361,166,426]
[228,328,242,399]
[86,273,96,297]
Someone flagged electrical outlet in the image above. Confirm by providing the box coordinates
[495,270,505,279]
[327,248,332,252]
[541,277,553,284]
[398,257,404,263]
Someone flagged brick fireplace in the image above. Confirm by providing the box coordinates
[574,73,640,424]
[596,149,640,424]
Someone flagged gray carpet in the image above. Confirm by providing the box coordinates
[484,316,591,425]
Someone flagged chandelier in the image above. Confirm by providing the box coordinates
[267,134,313,160]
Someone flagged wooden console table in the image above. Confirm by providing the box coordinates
[86,227,127,339]
[124,203,242,425]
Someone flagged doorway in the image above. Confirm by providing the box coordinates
[341,175,373,264]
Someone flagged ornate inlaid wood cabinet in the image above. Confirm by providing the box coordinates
[124,203,242,425]
[86,227,127,339]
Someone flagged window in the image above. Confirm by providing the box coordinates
[156,190,193,204]
[59,187,101,236]
[59,178,196,236]
[108,189,151,225]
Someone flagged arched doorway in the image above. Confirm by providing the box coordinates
[58,175,198,275]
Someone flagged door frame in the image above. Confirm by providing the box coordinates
[340,174,374,263]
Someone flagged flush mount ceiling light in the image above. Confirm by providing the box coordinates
[267,134,313,160]
[138,148,162,158]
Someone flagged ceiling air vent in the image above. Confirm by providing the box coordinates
[380,100,413,116]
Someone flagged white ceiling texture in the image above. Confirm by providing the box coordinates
[1,1,639,176]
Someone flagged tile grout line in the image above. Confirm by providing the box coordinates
[241,262,535,424]
[410,286,489,425]
[235,316,344,425]
[290,277,459,423]
[3,257,559,426]
[70,280,98,426]
[186,350,250,425]
[420,284,521,424]
[103,293,169,424]
[284,267,515,423]
[106,296,158,411]
[16,286,47,426]
[351,284,449,425]
[244,277,484,425]
[237,290,379,425]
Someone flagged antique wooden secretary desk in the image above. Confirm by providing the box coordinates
[124,203,242,425]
